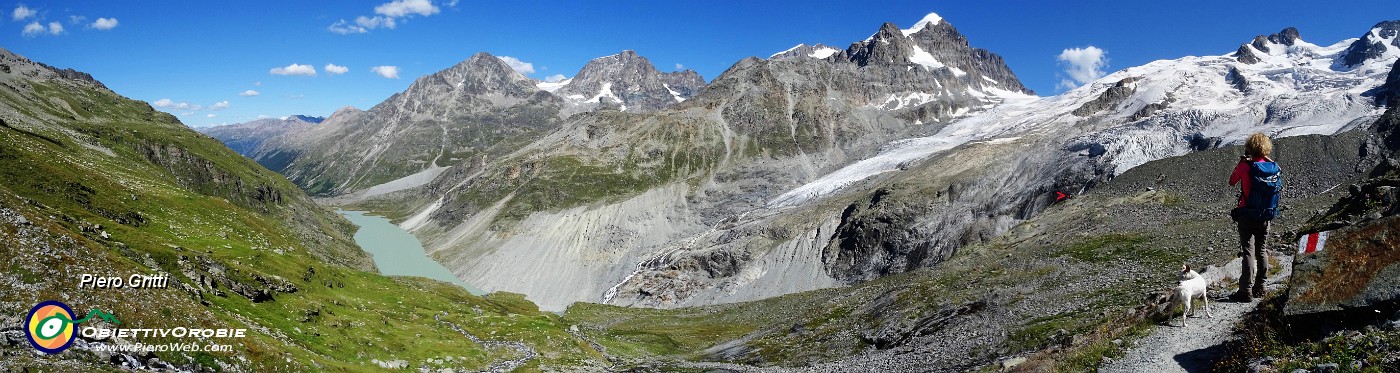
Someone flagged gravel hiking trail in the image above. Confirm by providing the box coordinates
[1103,253,1294,373]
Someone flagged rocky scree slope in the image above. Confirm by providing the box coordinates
[0,49,609,371]
[565,126,1378,372]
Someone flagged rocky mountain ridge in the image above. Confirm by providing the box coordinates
[552,50,707,113]
[601,22,1400,309]
[198,114,324,155]
[324,12,1039,311]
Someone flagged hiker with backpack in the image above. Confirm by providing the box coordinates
[1228,133,1282,301]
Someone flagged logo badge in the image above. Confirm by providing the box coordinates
[25,300,77,354]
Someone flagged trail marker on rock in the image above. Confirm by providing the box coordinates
[1297,231,1329,255]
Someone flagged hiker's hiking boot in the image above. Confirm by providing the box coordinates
[1228,291,1253,302]
[1252,287,1265,298]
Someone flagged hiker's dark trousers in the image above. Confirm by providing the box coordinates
[1237,218,1269,295]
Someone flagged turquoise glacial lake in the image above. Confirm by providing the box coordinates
[338,210,484,295]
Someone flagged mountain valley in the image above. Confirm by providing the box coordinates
[7,7,1400,372]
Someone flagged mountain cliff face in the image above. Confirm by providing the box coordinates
[552,50,705,113]
[250,50,703,197]
[253,52,564,196]
[1340,20,1400,67]
[845,17,1031,94]
[661,69,707,98]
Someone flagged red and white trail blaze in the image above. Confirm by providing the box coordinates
[1297,231,1329,254]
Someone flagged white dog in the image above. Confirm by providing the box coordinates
[1175,264,1212,327]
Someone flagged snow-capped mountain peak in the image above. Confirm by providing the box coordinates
[901,12,944,36]
[551,50,705,113]
[772,22,1400,207]
[1340,21,1400,69]
[1231,27,1341,68]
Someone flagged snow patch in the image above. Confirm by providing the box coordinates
[809,47,839,59]
[536,78,572,92]
[902,12,943,36]
[769,44,840,60]
[875,92,940,111]
[909,45,945,69]
[770,43,805,59]
[983,136,1020,145]
[768,135,968,207]
[664,84,685,102]
[587,82,621,105]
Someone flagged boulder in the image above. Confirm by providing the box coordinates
[1284,216,1400,316]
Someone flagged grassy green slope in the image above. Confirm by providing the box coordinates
[0,53,600,371]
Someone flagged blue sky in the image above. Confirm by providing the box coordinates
[0,1,1391,127]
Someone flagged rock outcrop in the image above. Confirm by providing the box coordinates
[1286,102,1400,317]
[1341,21,1400,67]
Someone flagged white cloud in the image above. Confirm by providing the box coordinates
[21,21,44,37]
[254,81,262,86]
[12,5,35,21]
[329,0,439,34]
[20,19,64,37]
[239,90,260,97]
[329,15,398,34]
[152,98,201,110]
[374,0,439,17]
[152,98,228,111]
[328,20,367,34]
[270,63,317,76]
[370,65,399,79]
[1056,46,1107,90]
[68,15,86,25]
[90,17,118,30]
[324,64,349,75]
[675,63,684,70]
[498,56,534,75]
[257,114,270,119]
[543,74,567,83]
[357,15,396,29]
[207,113,217,118]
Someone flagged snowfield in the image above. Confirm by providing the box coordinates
[771,35,1393,207]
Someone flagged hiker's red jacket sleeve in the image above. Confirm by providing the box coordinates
[1230,161,1250,208]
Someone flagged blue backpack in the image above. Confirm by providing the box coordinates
[1242,161,1282,221]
